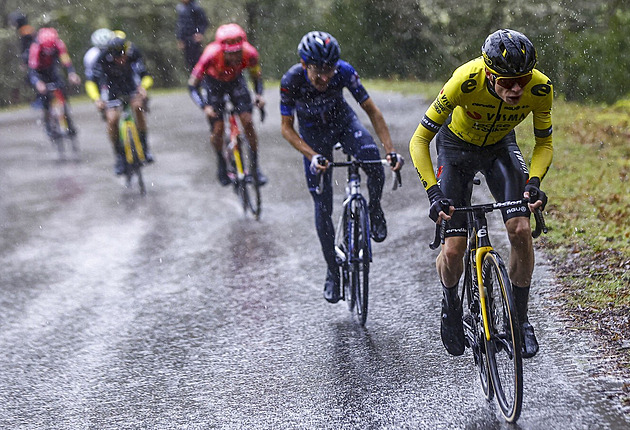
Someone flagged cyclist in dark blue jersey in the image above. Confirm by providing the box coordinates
[281,31,403,304]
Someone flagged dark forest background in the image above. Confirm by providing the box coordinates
[0,0,628,105]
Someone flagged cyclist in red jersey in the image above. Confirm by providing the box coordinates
[28,27,81,138]
[188,23,267,185]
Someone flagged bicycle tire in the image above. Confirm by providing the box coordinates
[482,250,523,423]
[463,250,494,401]
[125,123,146,195]
[336,205,354,311]
[237,178,250,214]
[245,175,262,219]
[350,197,370,326]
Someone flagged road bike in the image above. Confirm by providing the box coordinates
[429,178,547,422]
[45,83,78,160]
[223,105,265,220]
[107,97,147,195]
[318,144,401,326]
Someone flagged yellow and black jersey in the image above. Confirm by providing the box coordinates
[410,56,553,190]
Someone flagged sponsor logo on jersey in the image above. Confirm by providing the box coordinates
[466,111,482,120]
[531,83,551,97]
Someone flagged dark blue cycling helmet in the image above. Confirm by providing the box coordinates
[298,31,340,65]
[482,29,537,76]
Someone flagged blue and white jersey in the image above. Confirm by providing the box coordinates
[280,60,370,129]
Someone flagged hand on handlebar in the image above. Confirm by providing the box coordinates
[203,104,218,119]
[310,154,328,175]
[523,177,548,212]
[68,72,81,87]
[254,94,265,110]
[386,152,404,171]
[429,199,454,223]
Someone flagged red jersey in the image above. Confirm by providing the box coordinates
[28,38,72,72]
[191,41,259,82]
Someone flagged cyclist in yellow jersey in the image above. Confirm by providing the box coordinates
[410,29,552,358]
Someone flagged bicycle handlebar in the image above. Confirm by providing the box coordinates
[315,158,402,195]
[428,198,548,250]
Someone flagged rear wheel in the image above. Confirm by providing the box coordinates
[483,251,523,423]
[350,198,370,326]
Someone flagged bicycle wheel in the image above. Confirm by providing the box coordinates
[244,173,262,219]
[48,102,65,157]
[335,206,353,311]
[350,198,370,326]
[482,250,523,423]
[463,251,494,401]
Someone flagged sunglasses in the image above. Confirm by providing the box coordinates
[493,73,532,89]
[307,63,337,77]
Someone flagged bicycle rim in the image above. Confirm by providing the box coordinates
[351,199,370,326]
[245,176,262,220]
[483,251,523,423]
[335,207,353,311]
[136,165,146,195]
[237,179,250,214]
[464,252,494,400]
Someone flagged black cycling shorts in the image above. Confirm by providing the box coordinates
[435,125,530,237]
[201,74,253,120]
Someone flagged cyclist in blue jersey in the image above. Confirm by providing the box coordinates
[280,31,403,304]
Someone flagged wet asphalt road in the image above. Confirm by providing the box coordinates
[0,88,628,429]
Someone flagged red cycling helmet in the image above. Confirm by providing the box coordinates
[37,27,59,49]
[215,23,247,52]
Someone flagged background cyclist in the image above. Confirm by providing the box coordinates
[86,33,154,174]
[83,28,114,117]
[175,0,209,72]
[409,29,553,358]
[28,27,81,139]
[280,31,402,304]
[188,23,267,186]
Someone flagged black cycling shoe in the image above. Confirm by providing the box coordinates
[441,287,465,356]
[514,286,539,358]
[254,169,268,186]
[520,322,539,358]
[114,154,125,176]
[323,268,341,304]
[369,203,387,243]
[247,169,268,186]
[144,150,154,163]
[217,157,231,186]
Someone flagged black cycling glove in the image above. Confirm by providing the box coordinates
[524,177,548,210]
[427,184,454,223]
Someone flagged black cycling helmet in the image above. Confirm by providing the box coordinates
[8,11,28,28]
[482,29,537,76]
[107,36,126,57]
[298,31,340,65]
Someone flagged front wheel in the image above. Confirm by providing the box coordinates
[482,251,523,423]
[349,197,370,326]
[463,252,493,401]
[245,173,262,220]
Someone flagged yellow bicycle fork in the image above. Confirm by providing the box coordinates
[475,245,493,341]
[121,119,145,164]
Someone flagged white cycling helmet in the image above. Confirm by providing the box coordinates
[91,28,114,49]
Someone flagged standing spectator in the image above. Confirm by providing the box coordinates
[8,11,35,68]
[176,0,209,72]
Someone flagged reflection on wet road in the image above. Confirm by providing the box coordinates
[0,91,627,429]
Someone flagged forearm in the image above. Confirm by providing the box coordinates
[409,122,438,190]
[281,116,317,159]
[529,136,553,182]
